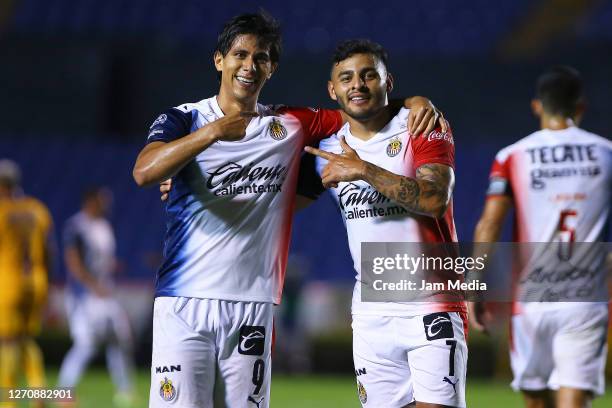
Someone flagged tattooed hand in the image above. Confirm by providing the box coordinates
[304,137,366,189]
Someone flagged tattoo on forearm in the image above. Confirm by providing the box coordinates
[364,162,452,217]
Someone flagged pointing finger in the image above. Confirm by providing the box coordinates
[304,146,337,161]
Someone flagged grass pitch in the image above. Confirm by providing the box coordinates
[21,369,612,407]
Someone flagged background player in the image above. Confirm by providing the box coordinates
[134,11,444,408]
[304,40,467,408]
[470,66,611,408]
[0,159,53,408]
[58,186,135,407]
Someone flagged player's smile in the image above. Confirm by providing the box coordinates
[235,75,256,88]
[348,92,371,107]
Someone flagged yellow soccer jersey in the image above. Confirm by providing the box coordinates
[0,196,52,337]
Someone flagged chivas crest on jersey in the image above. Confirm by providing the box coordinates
[357,380,368,403]
[159,377,177,401]
[386,137,402,157]
[269,118,288,140]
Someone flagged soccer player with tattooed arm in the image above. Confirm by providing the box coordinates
[300,39,465,408]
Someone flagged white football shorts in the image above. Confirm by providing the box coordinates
[65,293,133,347]
[510,303,608,396]
[149,297,273,408]
[352,311,468,407]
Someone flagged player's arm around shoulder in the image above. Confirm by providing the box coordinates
[132,109,257,187]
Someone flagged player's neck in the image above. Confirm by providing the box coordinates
[540,115,576,131]
[83,207,103,219]
[217,90,258,115]
[347,107,391,141]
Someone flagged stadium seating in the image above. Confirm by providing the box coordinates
[9,0,532,55]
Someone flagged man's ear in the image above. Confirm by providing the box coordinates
[386,72,394,94]
[267,62,278,79]
[327,80,338,101]
[531,99,543,117]
[214,51,223,73]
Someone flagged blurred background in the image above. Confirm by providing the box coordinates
[0,0,611,406]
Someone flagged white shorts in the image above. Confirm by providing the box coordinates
[352,311,468,407]
[66,294,133,347]
[510,304,608,396]
[149,297,273,408]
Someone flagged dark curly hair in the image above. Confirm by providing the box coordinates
[331,39,388,72]
[215,11,282,64]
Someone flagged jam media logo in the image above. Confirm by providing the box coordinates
[159,377,177,402]
[269,118,288,140]
[238,326,266,356]
[423,312,454,340]
[357,380,368,404]
[386,137,402,157]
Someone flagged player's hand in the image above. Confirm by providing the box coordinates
[304,137,365,189]
[468,301,490,335]
[406,96,449,138]
[211,111,259,142]
[160,178,172,202]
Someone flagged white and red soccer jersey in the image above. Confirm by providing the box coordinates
[147,96,342,304]
[316,108,464,316]
[487,127,612,311]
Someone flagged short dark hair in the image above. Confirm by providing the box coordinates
[215,11,282,64]
[536,66,583,117]
[331,39,389,72]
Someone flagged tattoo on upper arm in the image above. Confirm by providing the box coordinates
[416,164,452,201]
[364,162,452,217]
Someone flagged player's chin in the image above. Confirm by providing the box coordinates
[346,106,377,120]
[233,85,260,101]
